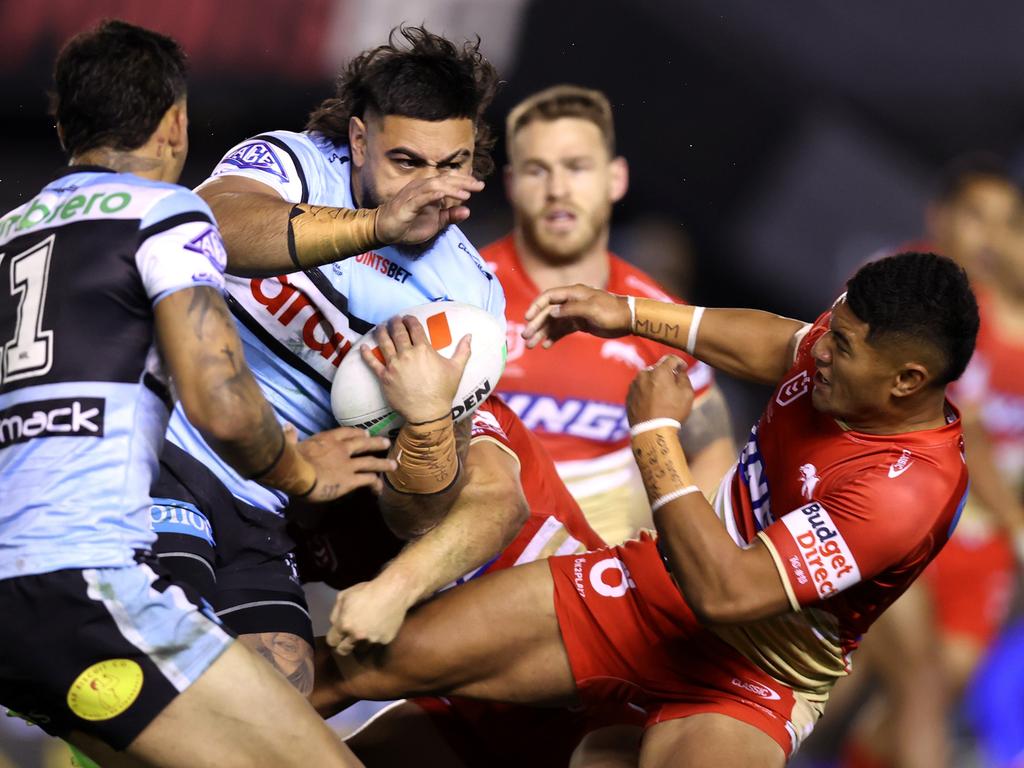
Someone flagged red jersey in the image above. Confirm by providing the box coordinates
[710,312,969,693]
[951,287,1024,493]
[452,396,605,584]
[483,235,713,543]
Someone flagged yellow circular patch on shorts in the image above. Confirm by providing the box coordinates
[66,659,143,721]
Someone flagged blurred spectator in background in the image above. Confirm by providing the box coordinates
[839,158,1024,768]
[484,85,735,545]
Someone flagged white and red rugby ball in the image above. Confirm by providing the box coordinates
[331,301,507,436]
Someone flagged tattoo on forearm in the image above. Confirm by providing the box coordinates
[678,388,734,456]
[635,317,681,342]
[633,432,687,498]
[243,632,314,696]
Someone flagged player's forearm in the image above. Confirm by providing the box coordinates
[632,301,805,385]
[376,477,527,608]
[632,425,771,623]
[201,189,382,277]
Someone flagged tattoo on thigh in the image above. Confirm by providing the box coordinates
[242,632,314,696]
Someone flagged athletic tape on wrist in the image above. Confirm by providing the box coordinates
[630,418,682,437]
[651,485,701,512]
[685,306,705,355]
[626,295,637,333]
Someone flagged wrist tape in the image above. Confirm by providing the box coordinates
[386,415,459,494]
[287,204,383,269]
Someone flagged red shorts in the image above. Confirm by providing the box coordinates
[549,534,812,757]
[413,697,644,768]
[922,530,1014,647]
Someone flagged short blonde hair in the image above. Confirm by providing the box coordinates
[506,84,615,155]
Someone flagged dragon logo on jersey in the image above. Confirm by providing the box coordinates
[184,226,227,272]
[799,463,820,500]
[218,141,289,182]
[777,370,810,407]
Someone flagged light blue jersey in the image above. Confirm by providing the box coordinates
[167,131,506,512]
[0,168,228,579]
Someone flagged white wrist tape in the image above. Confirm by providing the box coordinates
[630,418,682,437]
[651,485,701,512]
[626,295,637,332]
[685,306,705,355]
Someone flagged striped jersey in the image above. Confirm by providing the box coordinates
[166,131,505,513]
[0,167,227,579]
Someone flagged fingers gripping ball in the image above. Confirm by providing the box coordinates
[331,301,507,437]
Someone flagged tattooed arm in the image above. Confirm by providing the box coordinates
[679,385,737,498]
[238,633,314,697]
[155,287,395,499]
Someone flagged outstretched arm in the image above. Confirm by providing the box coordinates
[522,284,808,386]
[197,174,484,277]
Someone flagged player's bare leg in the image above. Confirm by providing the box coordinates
[638,714,784,768]
[68,642,362,768]
[570,724,643,768]
[318,559,578,710]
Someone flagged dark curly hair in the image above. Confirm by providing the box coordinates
[51,20,187,157]
[846,252,979,385]
[306,25,499,178]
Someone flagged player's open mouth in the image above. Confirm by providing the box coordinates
[544,210,577,231]
[814,370,830,387]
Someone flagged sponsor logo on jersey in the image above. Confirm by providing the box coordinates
[781,502,860,599]
[799,463,820,499]
[2,191,132,238]
[776,369,810,406]
[730,677,782,701]
[218,141,289,182]
[248,274,353,368]
[150,498,216,546]
[589,556,636,598]
[502,392,629,443]
[354,252,411,283]
[184,226,228,272]
[601,340,647,370]
[887,449,914,479]
[737,425,771,517]
[0,397,104,447]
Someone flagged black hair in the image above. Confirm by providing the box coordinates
[934,152,1015,203]
[50,20,187,158]
[306,25,499,178]
[846,252,979,385]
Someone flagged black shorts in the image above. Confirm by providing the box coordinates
[149,442,312,646]
[0,555,232,750]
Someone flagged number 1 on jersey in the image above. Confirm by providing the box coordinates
[3,234,55,385]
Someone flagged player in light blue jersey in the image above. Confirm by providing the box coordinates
[0,21,392,768]
[151,26,512,697]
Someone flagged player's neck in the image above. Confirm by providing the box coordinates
[513,230,610,292]
[71,148,165,181]
[845,392,949,435]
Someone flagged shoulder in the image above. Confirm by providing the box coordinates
[608,254,680,303]
[434,227,506,317]
[134,180,215,232]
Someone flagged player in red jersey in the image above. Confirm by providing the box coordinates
[484,85,735,545]
[321,251,978,767]
[839,159,1022,768]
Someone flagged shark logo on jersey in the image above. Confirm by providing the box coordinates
[601,340,646,370]
[184,227,227,272]
[219,141,289,183]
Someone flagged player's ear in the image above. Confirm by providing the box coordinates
[166,100,188,155]
[349,116,368,165]
[609,156,629,203]
[892,362,930,399]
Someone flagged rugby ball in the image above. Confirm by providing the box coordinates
[331,301,507,437]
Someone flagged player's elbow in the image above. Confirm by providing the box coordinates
[681,578,769,626]
[181,387,267,447]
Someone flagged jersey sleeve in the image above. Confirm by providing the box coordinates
[200,130,322,204]
[136,189,226,305]
[757,474,945,610]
